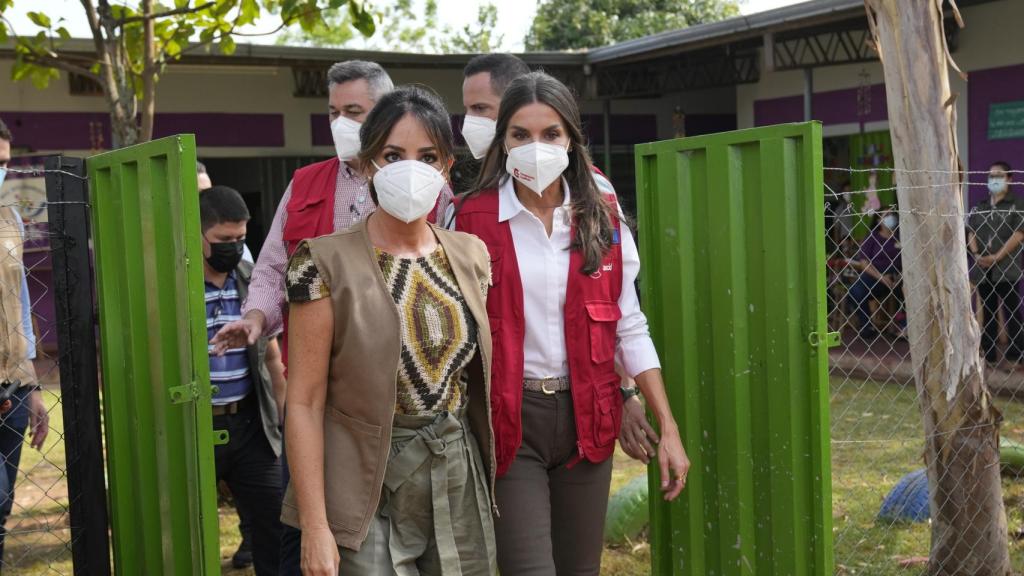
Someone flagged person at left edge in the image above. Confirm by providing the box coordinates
[0,117,50,570]
[210,60,453,357]
[200,186,284,576]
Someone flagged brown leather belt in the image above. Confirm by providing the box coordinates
[523,377,570,395]
[211,401,242,416]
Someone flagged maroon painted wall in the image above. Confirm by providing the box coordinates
[968,63,1024,206]
[0,112,285,150]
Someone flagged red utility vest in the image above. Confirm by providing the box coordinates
[282,158,343,256]
[455,189,624,477]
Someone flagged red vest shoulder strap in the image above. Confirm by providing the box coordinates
[282,158,341,252]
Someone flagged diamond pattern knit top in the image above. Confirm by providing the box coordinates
[286,241,478,415]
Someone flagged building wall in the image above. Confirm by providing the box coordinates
[736,0,1024,187]
[0,54,736,160]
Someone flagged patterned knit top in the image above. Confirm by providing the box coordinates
[286,241,478,416]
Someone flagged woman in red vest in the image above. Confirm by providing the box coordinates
[454,71,689,575]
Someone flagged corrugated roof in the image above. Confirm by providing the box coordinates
[585,0,864,64]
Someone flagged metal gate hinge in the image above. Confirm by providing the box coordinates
[213,430,230,446]
[809,331,841,349]
[169,382,200,404]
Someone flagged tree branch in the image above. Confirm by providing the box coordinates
[22,52,99,80]
[117,1,216,26]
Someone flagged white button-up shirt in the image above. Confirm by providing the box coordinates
[495,176,661,379]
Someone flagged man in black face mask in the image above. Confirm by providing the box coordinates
[200,186,284,576]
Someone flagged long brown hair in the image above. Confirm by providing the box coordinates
[469,72,614,275]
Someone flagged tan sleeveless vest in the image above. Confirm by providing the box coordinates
[0,207,35,386]
[280,219,494,552]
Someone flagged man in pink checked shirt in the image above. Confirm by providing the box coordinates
[211,61,452,358]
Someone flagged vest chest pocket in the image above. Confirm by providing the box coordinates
[282,196,327,244]
[584,301,622,365]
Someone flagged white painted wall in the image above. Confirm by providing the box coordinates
[0,54,736,157]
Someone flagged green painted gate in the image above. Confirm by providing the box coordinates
[635,122,832,575]
[88,135,220,575]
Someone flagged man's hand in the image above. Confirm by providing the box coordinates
[657,424,690,502]
[619,396,659,464]
[27,390,49,451]
[210,312,264,356]
[978,254,998,269]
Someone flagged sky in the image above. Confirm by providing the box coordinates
[3,0,806,51]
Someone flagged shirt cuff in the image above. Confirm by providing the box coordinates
[241,295,284,337]
[617,337,661,379]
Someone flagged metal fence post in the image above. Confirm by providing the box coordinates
[45,155,112,576]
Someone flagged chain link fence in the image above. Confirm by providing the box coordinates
[825,166,1024,574]
[0,193,71,574]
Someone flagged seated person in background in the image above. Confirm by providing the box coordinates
[848,211,902,340]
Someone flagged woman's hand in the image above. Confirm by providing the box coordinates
[28,390,49,450]
[657,424,689,502]
[619,396,658,463]
[301,527,340,576]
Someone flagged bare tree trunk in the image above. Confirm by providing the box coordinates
[865,1,1010,574]
[86,0,140,148]
[140,0,156,143]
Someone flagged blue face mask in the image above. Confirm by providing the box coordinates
[0,167,6,189]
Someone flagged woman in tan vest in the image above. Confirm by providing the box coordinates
[282,85,496,576]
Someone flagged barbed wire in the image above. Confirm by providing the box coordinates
[4,168,88,181]
[825,166,1024,176]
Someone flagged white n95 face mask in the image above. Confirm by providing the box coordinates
[505,141,570,195]
[331,116,362,161]
[462,115,497,160]
[372,160,446,223]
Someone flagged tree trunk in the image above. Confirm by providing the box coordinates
[139,0,156,143]
[864,1,1010,574]
[89,0,140,148]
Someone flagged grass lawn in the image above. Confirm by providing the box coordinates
[830,377,1024,575]
[10,377,1024,575]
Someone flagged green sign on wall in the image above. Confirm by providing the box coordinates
[989,101,1024,141]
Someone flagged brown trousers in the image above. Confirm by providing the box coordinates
[494,390,613,576]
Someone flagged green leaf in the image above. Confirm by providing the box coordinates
[219,35,236,54]
[30,67,59,90]
[349,1,375,36]
[26,12,52,29]
[238,0,259,25]
[0,24,7,44]
[56,27,71,41]
[11,60,32,82]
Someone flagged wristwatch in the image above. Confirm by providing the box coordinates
[620,386,641,402]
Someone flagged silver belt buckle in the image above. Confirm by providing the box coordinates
[541,381,557,395]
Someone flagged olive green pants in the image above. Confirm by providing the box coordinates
[339,411,497,576]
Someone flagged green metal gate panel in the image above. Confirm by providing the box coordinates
[635,122,832,576]
[88,135,219,575]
